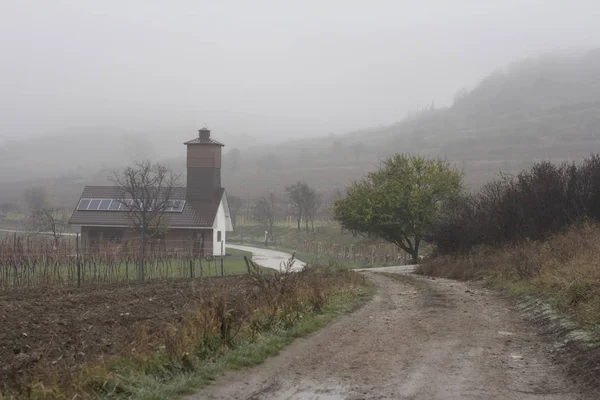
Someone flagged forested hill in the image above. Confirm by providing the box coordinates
[2,49,600,207]
[222,49,600,196]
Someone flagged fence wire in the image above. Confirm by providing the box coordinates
[0,234,232,291]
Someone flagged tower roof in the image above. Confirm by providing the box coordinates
[184,128,224,146]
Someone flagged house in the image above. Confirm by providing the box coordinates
[69,128,233,256]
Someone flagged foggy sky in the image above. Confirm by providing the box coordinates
[1,0,599,145]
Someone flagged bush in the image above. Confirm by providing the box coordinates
[428,155,600,254]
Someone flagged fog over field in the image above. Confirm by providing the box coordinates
[1,0,599,204]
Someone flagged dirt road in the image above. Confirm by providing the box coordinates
[193,270,586,400]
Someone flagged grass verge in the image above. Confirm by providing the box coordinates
[417,222,600,332]
[417,223,600,392]
[92,282,373,399]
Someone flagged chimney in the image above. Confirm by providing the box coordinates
[199,127,210,141]
[184,128,224,201]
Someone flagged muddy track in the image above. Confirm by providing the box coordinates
[193,272,590,400]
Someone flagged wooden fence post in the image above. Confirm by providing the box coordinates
[76,233,81,287]
[244,256,251,274]
[220,240,224,276]
[12,232,17,289]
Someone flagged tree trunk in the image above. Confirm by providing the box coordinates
[138,230,145,281]
[297,217,301,232]
[412,237,421,264]
[410,250,419,264]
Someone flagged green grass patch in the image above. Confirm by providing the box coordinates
[232,221,378,247]
[274,248,374,269]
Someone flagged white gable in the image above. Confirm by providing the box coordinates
[211,193,233,256]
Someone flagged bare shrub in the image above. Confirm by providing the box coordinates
[429,155,600,254]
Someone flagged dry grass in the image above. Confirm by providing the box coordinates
[418,222,600,329]
[1,261,370,399]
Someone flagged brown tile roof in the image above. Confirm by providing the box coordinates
[183,137,224,146]
[69,186,224,228]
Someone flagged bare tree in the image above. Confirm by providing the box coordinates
[254,193,276,245]
[286,181,320,233]
[305,190,323,233]
[30,208,68,247]
[23,187,67,246]
[111,161,180,281]
[228,195,243,229]
[286,181,307,232]
[23,187,48,213]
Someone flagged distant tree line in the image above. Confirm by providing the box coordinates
[226,180,334,245]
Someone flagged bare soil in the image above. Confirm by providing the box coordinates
[0,276,255,395]
[195,272,593,400]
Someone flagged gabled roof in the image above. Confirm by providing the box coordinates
[69,186,224,228]
[183,137,224,146]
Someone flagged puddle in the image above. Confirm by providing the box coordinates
[271,387,348,400]
[291,392,346,400]
[498,331,514,336]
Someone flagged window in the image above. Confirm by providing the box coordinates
[217,231,222,242]
[102,229,123,242]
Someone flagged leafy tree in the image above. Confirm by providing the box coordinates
[333,154,462,263]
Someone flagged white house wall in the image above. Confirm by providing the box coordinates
[212,199,226,256]
[222,193,234,232]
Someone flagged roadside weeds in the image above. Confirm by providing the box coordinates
[1,265,374,399]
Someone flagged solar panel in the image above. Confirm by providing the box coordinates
[88,199,101,210]
[98,199,112,210]
[173,200,185,212]
[163,200,185,212]
[76,198,185,212]
[119,199,134,211]
[77,199,91,210]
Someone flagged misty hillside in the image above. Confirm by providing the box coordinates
[222,49,600,196]
[3,50,600,207]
